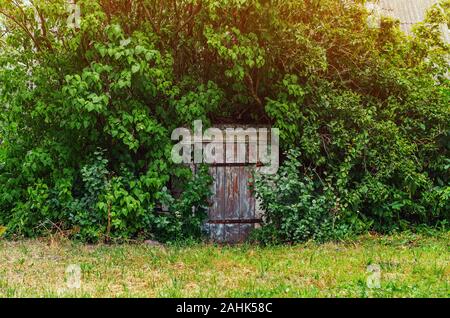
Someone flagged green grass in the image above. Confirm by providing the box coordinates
[0,232,448,298]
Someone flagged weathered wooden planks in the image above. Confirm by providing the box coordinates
[206,165,259,244]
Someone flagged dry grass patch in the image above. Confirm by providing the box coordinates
[0,232,448,298]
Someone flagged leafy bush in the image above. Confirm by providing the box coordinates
[254,149,365,244]
[151,165,213,242]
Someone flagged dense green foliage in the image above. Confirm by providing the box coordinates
[254,149,359,243]
[0,0,449,243]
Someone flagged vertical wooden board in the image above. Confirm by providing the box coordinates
[248,140,258,164]
[217,166,226,220]
[224,224,241,244]
[241,167,255,219]
[238,166,256,220]
[247,167,256,219]
[225,141,235,163]
[239,224,255,242]
[209,223,225,243]
[210,166,225,221]
[208,166,216,220]
[235,142,247,164]
[224,166,240,220]
[238,166,247,219]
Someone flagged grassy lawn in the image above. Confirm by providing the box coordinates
[0,232,448,298]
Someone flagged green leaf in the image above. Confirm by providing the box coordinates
[131,64,140,74]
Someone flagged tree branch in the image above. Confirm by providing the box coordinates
[0,8,41,50]
[174,1,202,35]
[245,73,263,108]
[31,1,54,51]
[143,4,160,36]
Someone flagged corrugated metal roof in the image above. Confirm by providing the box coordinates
[371,0,449,42]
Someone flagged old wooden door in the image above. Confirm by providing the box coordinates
[206,165,259,243]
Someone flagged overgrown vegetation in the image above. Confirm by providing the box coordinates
[0,0,449,243]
